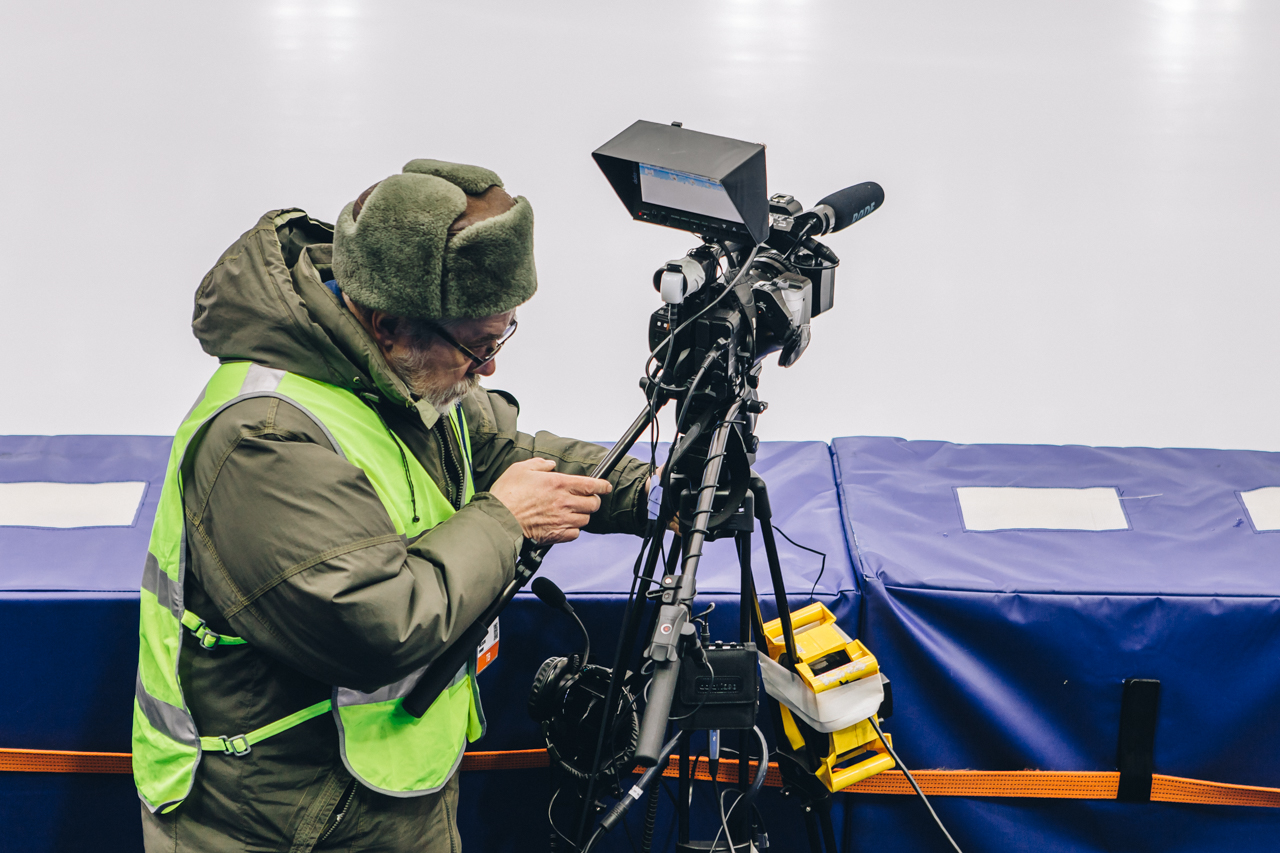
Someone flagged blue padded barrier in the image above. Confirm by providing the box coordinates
[1,436,853,853]
[1,435,171,853]
[831,436,1280,852]
[12,431,1280,852]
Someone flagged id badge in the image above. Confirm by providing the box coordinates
[477,618,499,675]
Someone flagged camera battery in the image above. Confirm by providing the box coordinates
[672,641,759,731]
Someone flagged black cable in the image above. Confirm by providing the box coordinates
[547,788,580,852]
[641,779,659,853]
[707,727,769,853]
[779,219,816,263]
[622,802,640,853]
[581,826,606,853]
[685,750,705,808]
[869,717,965,853]
[667,659,715,721]
[675,349,721,431]
[771,523,828,602]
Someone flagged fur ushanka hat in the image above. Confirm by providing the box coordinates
[332,158,537,320]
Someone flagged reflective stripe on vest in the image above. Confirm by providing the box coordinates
[132,362,480,813]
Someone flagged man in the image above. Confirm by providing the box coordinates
[132,159,652,851]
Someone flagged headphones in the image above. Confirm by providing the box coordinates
[529,656,638,783]
[525,573,639,784]
[527,653,585,724]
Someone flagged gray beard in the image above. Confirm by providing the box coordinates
[422,374,480,414]
[385,348,479,413]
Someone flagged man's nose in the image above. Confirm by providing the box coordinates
[471,358,497,378]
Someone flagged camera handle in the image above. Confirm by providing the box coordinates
[402,403,661,718]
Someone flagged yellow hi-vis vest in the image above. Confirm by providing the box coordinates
[132,362,482,813]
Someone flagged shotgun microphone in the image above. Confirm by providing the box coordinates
[799,181,885,236]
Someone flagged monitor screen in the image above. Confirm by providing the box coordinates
[638,164,744,223]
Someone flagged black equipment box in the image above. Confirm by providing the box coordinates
[672,642,759,731]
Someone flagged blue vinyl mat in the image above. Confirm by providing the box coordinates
[5,434,1280,851]
[832,436,1280,851]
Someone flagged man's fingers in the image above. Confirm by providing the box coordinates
[522,457,558,472]
[561,494,602,515]
[559,474,612,496]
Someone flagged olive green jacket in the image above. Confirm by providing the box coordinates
[140,210,650,852]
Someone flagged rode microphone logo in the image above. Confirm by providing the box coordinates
[847,202,877,226]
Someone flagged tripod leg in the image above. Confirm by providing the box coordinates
[576,523,670,845]
[802,802,825,853]
[760,514,801,669]
[617,523,672,677]
[817,797,840,853]
[737,531,754,645]
[679,733,690,845]
[734,531,758,847]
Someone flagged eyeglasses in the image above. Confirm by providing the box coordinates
[428,318,518,368]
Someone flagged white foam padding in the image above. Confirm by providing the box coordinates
[0,481,148,528]
[757,653,885,734]
[1239,487,1280,532]
[956,486,1128,531]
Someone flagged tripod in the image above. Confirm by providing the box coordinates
[570,404,844,853]
[402,234,863,851]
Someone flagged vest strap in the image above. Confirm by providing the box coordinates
[180,610,247,650]
[199,699,333,757]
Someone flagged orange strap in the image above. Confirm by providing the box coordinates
[0,748,132,775]
[0,747,552,776]
[643,755,1280,809]
[460,748,550,772]
[6,746,1280,809]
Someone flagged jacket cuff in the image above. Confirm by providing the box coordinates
[463,493,524,581]
[611,455,655,536]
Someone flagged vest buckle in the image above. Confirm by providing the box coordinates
[218,734,252,756]
[195,622,222,650]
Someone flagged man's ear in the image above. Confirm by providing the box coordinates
[368,311,400,353]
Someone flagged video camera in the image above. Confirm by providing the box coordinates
[595,120,883,534]
[594,120,883,435]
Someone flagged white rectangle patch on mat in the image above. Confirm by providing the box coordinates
[956,486,1127,531]
[1239,487,1280,531]
[0,481,148,528]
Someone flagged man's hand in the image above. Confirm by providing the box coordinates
[488,458,613,544]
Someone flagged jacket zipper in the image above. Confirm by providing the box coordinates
[318,778,358,844]
[437,417,464,511]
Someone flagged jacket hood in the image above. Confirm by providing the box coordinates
[192,209,421,410]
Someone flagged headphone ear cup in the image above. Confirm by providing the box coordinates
[543,665,639,783]
[527,657,571,723]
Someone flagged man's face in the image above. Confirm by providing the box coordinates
[350,182,524,411]
[383,309,516,412]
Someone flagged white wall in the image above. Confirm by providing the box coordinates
[2,1,1277,450]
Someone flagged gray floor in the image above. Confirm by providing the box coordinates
[1,1,1277,450]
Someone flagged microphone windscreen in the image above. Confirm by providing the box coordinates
[531,576,569,611]
[816,182,884,232]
